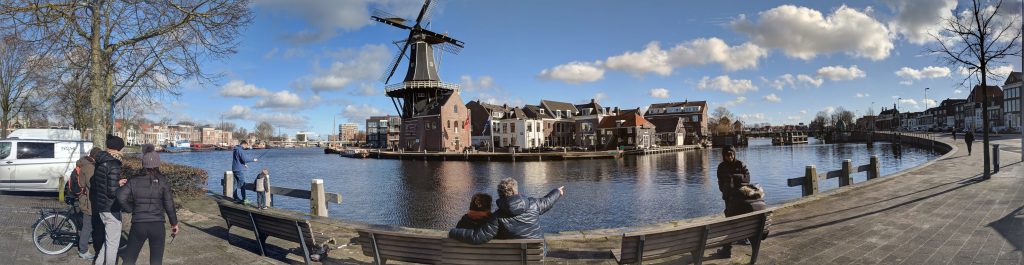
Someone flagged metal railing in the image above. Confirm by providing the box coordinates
[385,80,460,93]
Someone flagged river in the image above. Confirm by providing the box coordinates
[160,138,941,232]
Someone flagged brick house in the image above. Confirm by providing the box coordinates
[538,100,578,147]
[398,92,471,152]
[644,101,708,144]
[597,110,657,150]
[649,117,687,146]
[465,100,508,148]
[574,99,618,150]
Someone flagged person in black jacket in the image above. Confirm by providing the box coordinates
[90,135,126,265]
[965,130,975,155]
[117,148,178,265]
[455,193,492,229]
[449,178,563,256]
[714,145,751,259]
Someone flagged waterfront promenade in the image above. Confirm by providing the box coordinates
[0,134,1021,264]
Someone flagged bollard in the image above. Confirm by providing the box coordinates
[310,179,328,217]
[803,165,818,197]
[57,176,65,202]
[223,171,234,200]
[992,144,1000,174]
[868,156,880,180]
[840,159,853,187]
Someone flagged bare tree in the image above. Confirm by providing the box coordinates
[3,1,253,146]
[0,34,55,137]
[255,121,274,143]
[930,0,1022,178]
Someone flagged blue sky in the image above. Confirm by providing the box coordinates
[166,0,1023,138]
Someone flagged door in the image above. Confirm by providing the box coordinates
[0,142,13,190]
[11,141,57,191]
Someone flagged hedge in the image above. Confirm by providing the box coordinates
[121,157,209,201]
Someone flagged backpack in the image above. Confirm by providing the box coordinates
[63,167,84,205]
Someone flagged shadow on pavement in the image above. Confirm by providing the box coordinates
[989,205,1024,252]
[178,220,294,263]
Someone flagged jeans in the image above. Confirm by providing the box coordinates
[121,222,166,265]
[95,212,122,265]
[78,211,92,254]
[256,191,266,208]
[232,170,246,202]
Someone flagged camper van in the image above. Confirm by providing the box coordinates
[0,129,93,192]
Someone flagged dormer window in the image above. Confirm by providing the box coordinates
[540,108,545,114]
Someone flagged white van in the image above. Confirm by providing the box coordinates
[0,129,93,192]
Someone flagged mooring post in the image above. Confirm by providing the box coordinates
[840,159,853,187]
[803,165,818,196]
[223,171,234,199]
[310,179,328,217]
[868,155,880,180]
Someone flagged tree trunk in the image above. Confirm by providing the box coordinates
[1,112,8,139]
[980,64,991,178]
[89,7,107,148]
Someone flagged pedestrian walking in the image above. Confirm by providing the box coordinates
[713,145,752,259]
[90,135,126,265]
[117,146,179,265]
[231,140,257,204]
[965,130,975,155]
[951,127,957,141]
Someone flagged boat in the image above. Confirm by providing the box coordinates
[163,140,192,152]
[772,133,809,145]
[340,148,370,158]
[324,147,341,154]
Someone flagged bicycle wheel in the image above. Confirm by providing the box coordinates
[32,213,77,255]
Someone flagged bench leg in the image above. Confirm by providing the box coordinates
[248,212,266,256]
[370,233,384,265]
[294,221,312,265]
[749,236,762,265]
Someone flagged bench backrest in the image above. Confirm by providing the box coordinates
[441,239,544,265]
[356,230,444,264]
[617,210,771,264]
[217,202,256,231]
[252,212,318,247]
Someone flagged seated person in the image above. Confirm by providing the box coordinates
[455,193,492,229]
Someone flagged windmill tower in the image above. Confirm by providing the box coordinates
[373,0,470,152]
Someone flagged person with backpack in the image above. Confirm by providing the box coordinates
[117,144,178,265]
[71,147,101,260]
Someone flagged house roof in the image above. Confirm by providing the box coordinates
[598,111,656,129]
[539,100,579,114]
[574,99,603,113]
[1004,71,1022,85]
[968,85,1002,102]
[648,117,684,133]
[500,107,528,120]
[647,100,707,110]
[522,105,554,119]
[468,100,509,113]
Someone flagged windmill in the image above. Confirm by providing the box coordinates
[373,0,465,118]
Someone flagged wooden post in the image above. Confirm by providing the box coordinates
[223,171,234,199]
[803,165,818,196]
[868,156,880,180]
[840,159,853,187]
[310,179,328,217]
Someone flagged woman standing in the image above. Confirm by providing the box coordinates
[117,144,179,265]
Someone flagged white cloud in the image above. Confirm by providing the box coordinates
[263,48,279,60]
[954,89,963,94]
[764,74,823,90]
[721,96,748,108]
[254,112,309,129]
[254,0,422,44]
[341,104,386,123]
[800,109,808,114]
[351,83,378,96]
[604,38,768,76]
[697,75,758,95]
[537,61,605,84]
[219,80,272,98]
[884,0,957,44]
[824,106,836,114]
[731,5,893,60]
[649,88,670,98]
[460,75,497,92]
[797,74,824,87]
[989,65,1015,79]
[255,90,304,109]
[923,98,937,108]
[895,66,951,84]
[222,105,251,119]
[306,44,390,92]
[740,113,767,122]
[856,92,870,98]
[898,98,919,108]
[817,65,867,81]
[763,93,782,103]
[787,115,803,121]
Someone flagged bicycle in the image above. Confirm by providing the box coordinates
[31,203,128,255]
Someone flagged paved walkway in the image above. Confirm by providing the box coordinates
[756,135,1023,265]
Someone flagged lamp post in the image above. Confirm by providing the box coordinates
[925,87,930,130]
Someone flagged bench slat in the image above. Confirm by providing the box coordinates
[613,210,773,264]
[441,247,543,255]
[441,252,544,261]
[442,260,542,265]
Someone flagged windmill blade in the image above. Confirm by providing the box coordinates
[415,0,432,25]
[420,2,437,26]
[371,15,411,30]
[420,29,464,48]
[434,42,462,55]
[383,33,413,84]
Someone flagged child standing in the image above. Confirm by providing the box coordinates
[254,169,270,209]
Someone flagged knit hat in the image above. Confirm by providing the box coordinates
[106,135,125,151]
[722,145,735,153]
[142,151,161,169]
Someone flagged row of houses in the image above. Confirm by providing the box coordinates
[864,72,1022,132]
[367,98,711,151]
[112,121,235,147]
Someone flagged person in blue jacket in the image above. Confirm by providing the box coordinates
[232,140,257,203]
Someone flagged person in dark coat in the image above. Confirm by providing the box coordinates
[76,147,101,260]
[951,127,957,141]
[231,140,257,203]
[964,130,975,155]
[449,178,564,257]
[117,147,178,265]
[90,135,126,265]
[455,193,492,229]
[714,145,751,258]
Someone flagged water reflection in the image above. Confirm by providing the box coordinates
[161,138,940,232]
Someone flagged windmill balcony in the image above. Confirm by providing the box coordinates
[385,80,460,95]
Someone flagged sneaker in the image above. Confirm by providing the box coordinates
[79,251,95,260]
[711,248,731,259]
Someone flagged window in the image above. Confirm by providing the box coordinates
[448,120,451,128]
[0,142,9,159]
[454,105,458,113]
[17,142,54,159]
[503,123,508,133]
[511,123,516,133]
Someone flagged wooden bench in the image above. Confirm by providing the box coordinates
[355,228,544,264]
[612,209,772,265]
[217,201,331,264]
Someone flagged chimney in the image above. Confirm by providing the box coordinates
[591,98,596,104]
